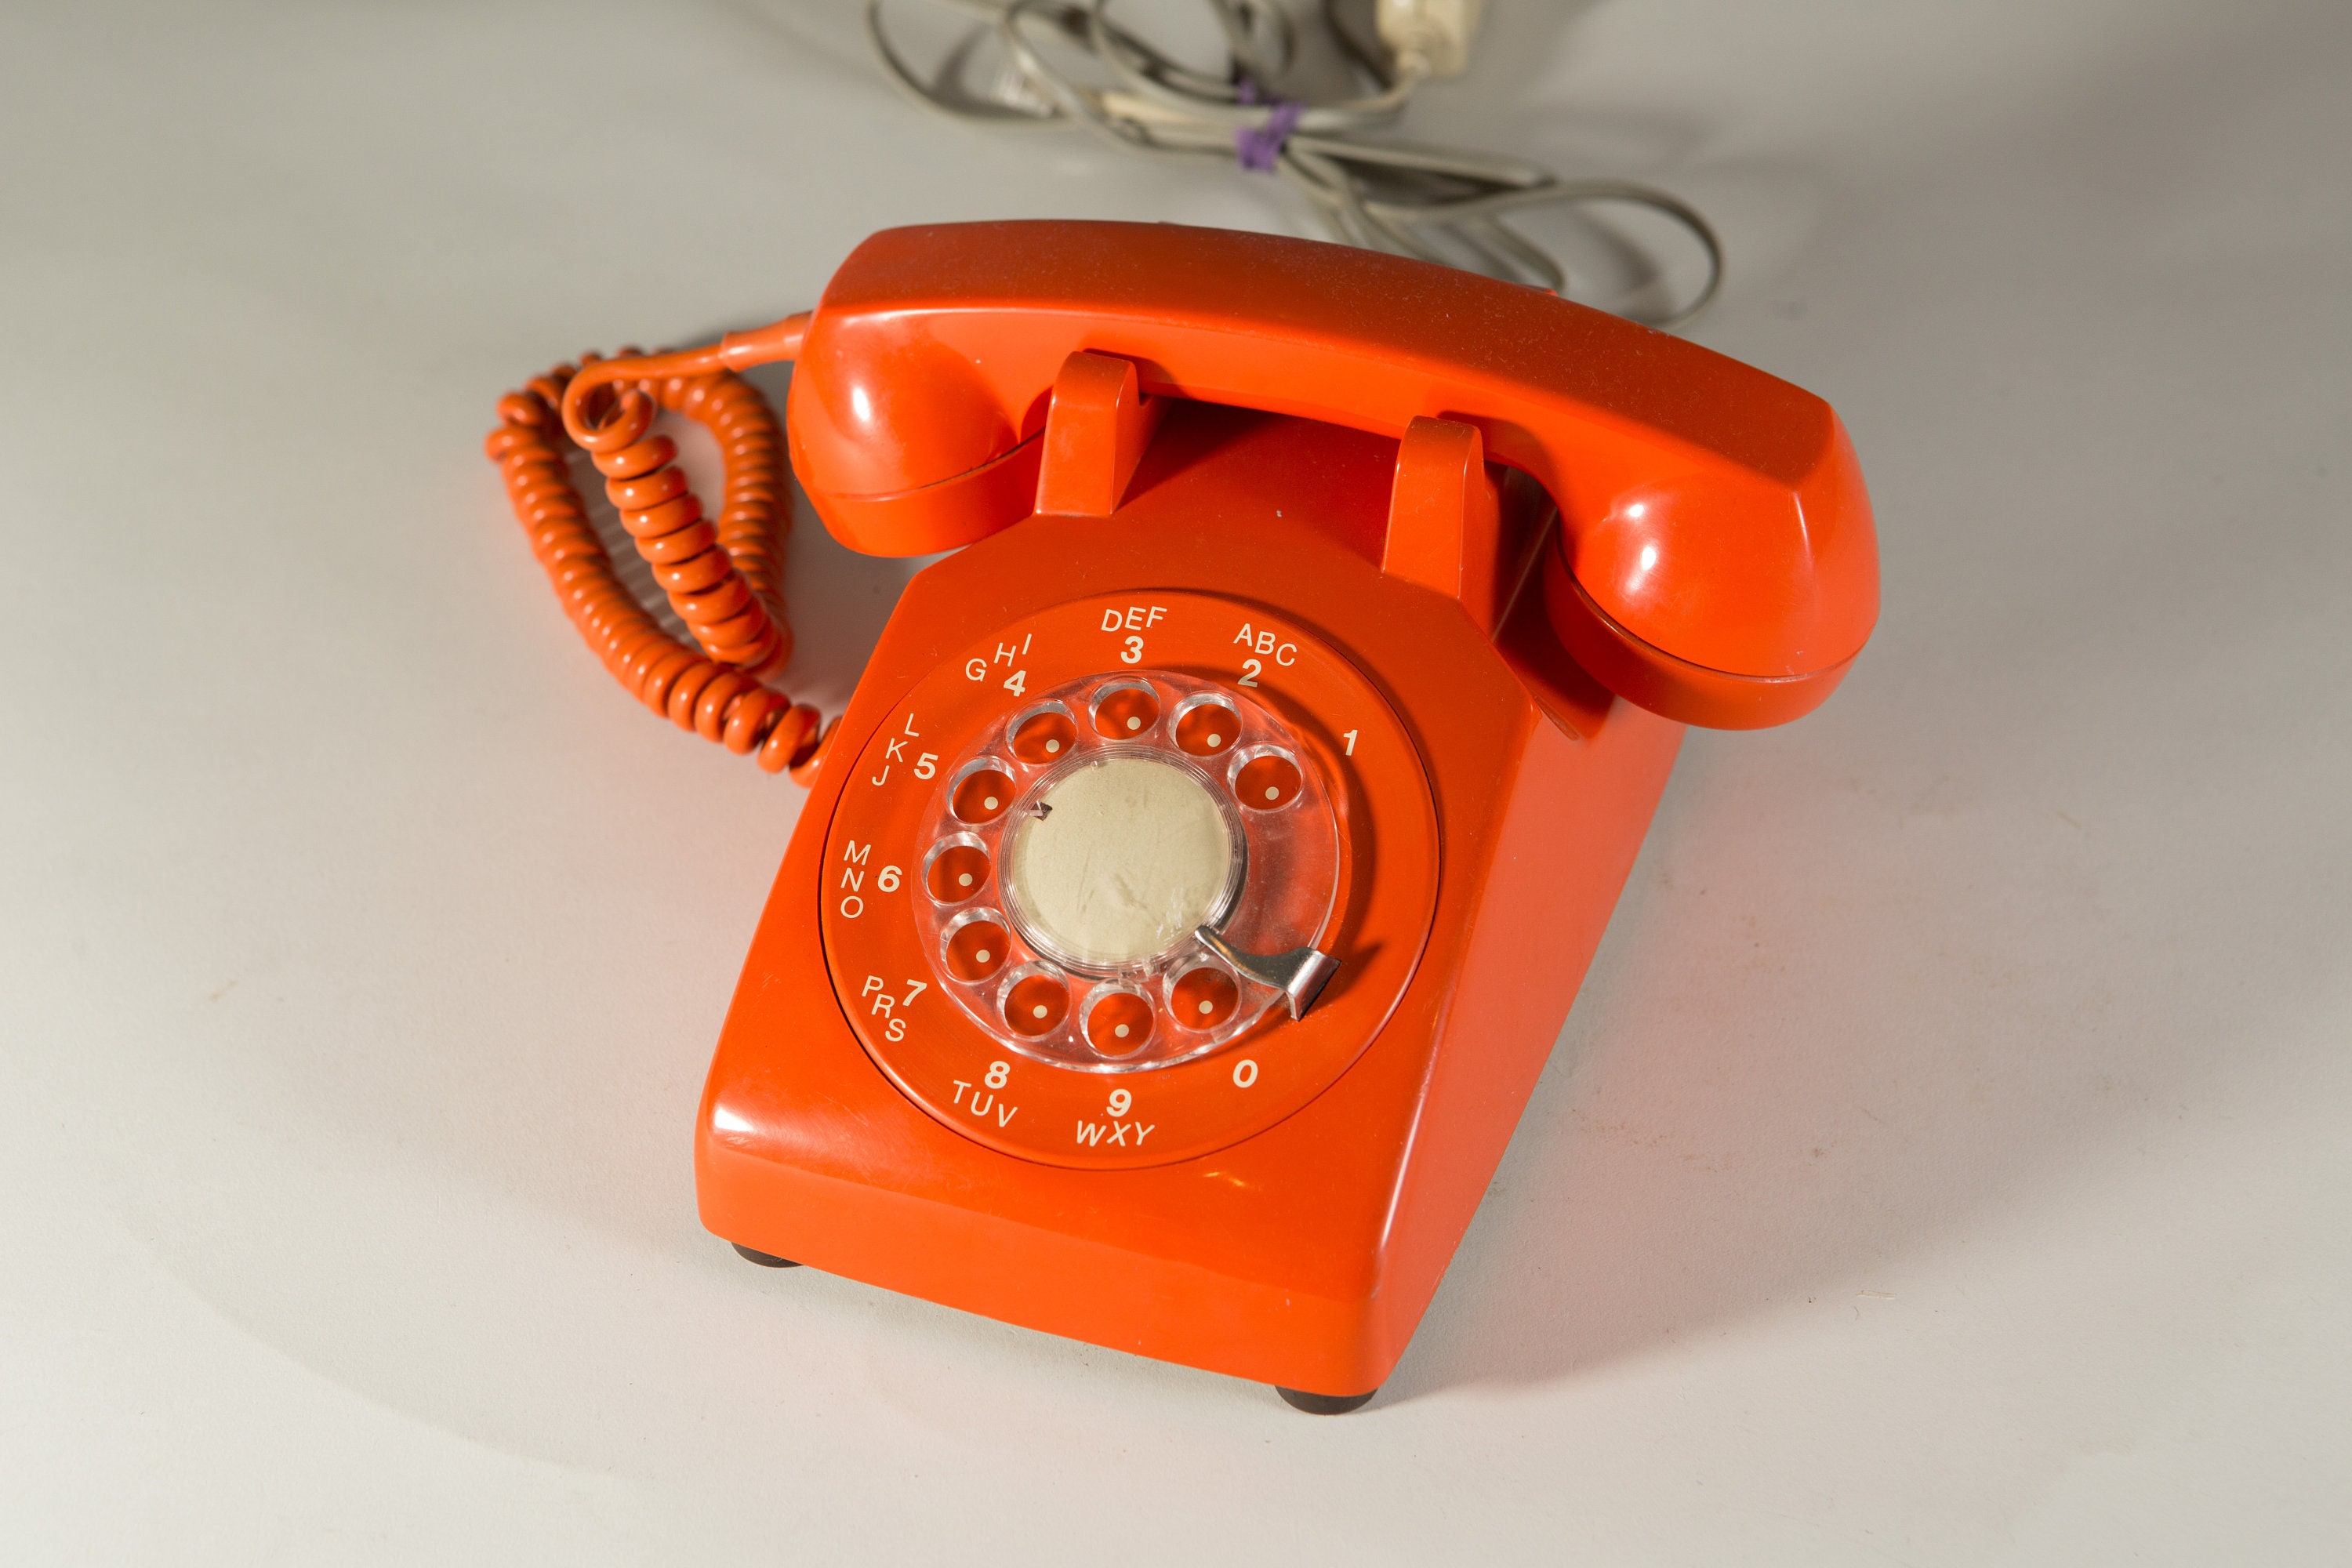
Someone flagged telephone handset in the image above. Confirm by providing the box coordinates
[491,220,1875,1410]
[782,220,1875,728]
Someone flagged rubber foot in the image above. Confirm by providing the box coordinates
[1276,1386,1377,1415]
[731,1243,802,1269]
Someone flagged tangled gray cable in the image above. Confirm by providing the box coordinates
[867,0,1723,331]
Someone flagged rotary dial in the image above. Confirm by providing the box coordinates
[818,590,1437,1169]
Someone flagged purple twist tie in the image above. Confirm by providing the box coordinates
[1233,82,1301,172]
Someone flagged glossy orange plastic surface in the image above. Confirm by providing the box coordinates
[781,220,1878,728]
[702,399,1689,1398]
[487,220,1879,1399]
[485,353,828,777]
[1383,416,1506,636]
[1033,350,1167,517]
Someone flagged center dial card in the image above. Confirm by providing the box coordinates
[820,591,1439,1169]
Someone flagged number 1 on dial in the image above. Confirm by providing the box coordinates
[1343,728,1358,756]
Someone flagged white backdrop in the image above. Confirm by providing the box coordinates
[3,2,2346,1562]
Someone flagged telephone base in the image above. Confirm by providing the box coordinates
[698,403,1682,1399]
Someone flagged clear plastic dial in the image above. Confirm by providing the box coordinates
[910,669,1340,1071]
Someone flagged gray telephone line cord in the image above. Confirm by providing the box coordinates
[866,0,1723,331]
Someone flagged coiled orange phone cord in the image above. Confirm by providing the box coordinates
[485,319,832,782]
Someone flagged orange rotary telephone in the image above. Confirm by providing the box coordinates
[487,220,1876,1413]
